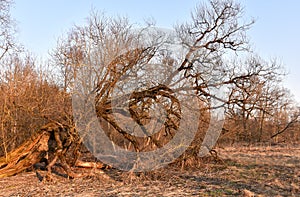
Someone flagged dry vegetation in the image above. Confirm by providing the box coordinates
[0,145,299,196]
[0,0,300,196]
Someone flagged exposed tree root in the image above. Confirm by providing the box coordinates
[0,130,50,178]
[0,122,106,180]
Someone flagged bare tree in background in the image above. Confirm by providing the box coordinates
[269,89,300,143]
[0,0,16,61]
[224,57,285,143]
[221,56,300,145]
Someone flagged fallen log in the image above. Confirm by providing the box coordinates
[0,122,98,179]
[75,160,105,169]
[0,130,50,178]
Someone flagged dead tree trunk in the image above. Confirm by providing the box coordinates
[0,122,96,179]
[0,130,50,178]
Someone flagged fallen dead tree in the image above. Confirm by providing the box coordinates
[0,129,50,178]
[0,122,105,180]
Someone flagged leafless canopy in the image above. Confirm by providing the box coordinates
[0,0,15,60]
[52,0,260,155]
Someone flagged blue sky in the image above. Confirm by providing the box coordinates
[10,0,300,102]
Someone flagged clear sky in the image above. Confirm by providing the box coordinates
[10,0,300,102]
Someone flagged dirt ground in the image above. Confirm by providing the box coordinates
[0,144,299,197]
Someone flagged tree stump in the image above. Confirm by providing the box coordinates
[0,130,50,178]
[0,122,82,179]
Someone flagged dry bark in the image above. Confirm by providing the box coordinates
[0,122,101,179]
[0,130,50,178]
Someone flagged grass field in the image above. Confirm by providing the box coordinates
[0,145,299,196]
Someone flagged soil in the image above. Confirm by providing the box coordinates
[0,144,299,196]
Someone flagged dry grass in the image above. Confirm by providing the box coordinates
[0,144,299,196]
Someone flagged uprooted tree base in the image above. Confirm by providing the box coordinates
[0,121,222,180]
[0,122,105,180]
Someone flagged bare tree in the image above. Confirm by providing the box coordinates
[52,0,260,165]
[0,0,16,61]
[269,90,300,142]
[224,56,285,143]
